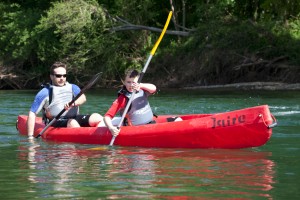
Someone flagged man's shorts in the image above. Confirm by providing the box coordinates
[52,115,91,127]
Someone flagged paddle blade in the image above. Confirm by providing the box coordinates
[80,72,102,92]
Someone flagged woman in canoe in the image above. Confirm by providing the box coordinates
[26,62,103,138]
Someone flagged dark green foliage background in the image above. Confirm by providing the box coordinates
[1,0,299,88]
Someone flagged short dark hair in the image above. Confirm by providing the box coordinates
[50,62,67,74]
[125,68,139,79]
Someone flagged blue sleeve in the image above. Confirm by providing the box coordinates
[72,84,81,96]
[30,88,49,114]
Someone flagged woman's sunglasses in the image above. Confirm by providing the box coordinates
[53,74,67,78]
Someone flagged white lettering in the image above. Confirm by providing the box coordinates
[134,104,150,115]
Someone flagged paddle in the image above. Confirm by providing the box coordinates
[109,11,173,146]
[35,72,102,138]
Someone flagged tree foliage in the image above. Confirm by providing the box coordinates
[0,3,41,64]
[35,0,107,73]
[0,0,300,88]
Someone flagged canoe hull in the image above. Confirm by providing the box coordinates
[17,105,275,149]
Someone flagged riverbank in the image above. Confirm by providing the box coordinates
[0,66,299,90]
[182,82,300,90]
[1,72,300,91]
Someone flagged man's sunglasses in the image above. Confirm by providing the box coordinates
[53,74,67,78]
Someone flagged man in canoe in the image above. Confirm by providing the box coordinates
[104,68,157,137]
[26,61,103,138]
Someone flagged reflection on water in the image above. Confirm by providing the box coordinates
[4,89,299,199]
[18,141,275,199]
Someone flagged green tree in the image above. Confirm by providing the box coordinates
[1,0,300,88]
[0,3,42,66]
[35,0,108,74]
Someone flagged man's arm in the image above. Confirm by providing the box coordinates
[27,88,49,137]
[74,94,86,106]
[27,111,36,137]
[72,84,87,106]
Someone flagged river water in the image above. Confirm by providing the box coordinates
[0,89,299,199]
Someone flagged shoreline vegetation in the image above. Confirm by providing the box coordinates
[0,68,299,91]
[1,1,299,90]
[183,82,300,91]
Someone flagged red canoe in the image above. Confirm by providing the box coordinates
[16,105,277,149]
